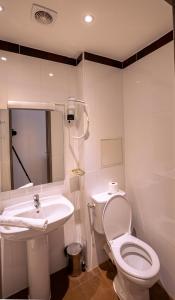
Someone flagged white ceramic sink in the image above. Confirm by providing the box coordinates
[0,194,74,299]
[0,194,74,241]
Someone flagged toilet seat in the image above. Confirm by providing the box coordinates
[102,195,160,281]
[110,233,160,280]
[102,195,160,300]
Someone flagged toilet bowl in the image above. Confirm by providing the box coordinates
[102,195,160,300]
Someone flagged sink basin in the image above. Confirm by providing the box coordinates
[0,194,74,241]
[0,194,74,299]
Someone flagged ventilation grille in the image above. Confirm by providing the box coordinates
[35,10,53,24]
[32,3,57,25]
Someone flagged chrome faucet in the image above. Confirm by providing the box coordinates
[33,194,40,210]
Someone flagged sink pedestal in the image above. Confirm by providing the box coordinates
[27,235,50,300]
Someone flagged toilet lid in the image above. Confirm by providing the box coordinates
[102,195,131,242]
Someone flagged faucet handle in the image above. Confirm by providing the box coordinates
[33,194,39,201]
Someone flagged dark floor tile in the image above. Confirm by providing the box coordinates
[150,282,170,300]
[50,268,69,300]
[7,261,171,300]
[7,288,28,299]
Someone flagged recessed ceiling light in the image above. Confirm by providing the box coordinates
[1,56,7,61]
[84,14,94,23]
[0,5,4,12]
[49,73,54,77]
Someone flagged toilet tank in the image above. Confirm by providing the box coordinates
[91,190,126,234]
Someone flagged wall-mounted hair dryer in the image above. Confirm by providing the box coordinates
[66,97,89,140]
[66,97,76,123]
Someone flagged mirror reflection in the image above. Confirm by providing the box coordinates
[0,108,64,192]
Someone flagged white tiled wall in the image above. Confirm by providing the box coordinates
[1,41,174,299]
[123,41,175,298]
[81,60,125,270]
[0,51,80,297]
[0,51,77,107]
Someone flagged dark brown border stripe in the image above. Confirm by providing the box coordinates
[0,30,173,68]
[0,40,19,53]
[0,40,76,66]
[137,31,173,60]
[164,0,175,5]
[84,52,123,69]
[20,46,76,66]
[122,54,137,68]
[76,53,83,65]
[123,31,173,68]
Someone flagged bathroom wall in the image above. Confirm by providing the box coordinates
[0,50,77,108]
[0,50,81,297]
[1,41,173,297]
[123,41,175,298]
[81,60,125,270]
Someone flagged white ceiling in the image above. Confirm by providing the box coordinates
[0,0,173,60]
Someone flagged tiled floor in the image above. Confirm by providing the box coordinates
[9,260,170,300]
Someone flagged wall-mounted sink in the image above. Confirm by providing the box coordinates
[0,194,74,300]
[0,194,74,241]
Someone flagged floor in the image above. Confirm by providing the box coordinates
[8,260,170,300]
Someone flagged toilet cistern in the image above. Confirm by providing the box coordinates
[91,189,126,234]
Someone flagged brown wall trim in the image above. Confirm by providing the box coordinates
[0,40,19,53]
[0,30,173,69]
[84,52,123,69]
[76,53,83,65]
[76,31,173,68]
[20,45,77,66]
[164,0,175,5]
[0,40,77,66]
[123,31,173,68]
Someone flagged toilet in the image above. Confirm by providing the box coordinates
[92,192,160,300]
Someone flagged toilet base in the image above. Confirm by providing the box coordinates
[113,272,149,300]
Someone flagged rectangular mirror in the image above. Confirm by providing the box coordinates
[0,107,64,192]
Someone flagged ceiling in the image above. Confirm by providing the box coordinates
[0,0,173,60]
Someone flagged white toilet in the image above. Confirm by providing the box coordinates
[92,192,160,300]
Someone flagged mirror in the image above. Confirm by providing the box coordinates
[0,107,64,192]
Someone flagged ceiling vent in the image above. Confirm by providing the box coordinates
[32,3,57,25]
